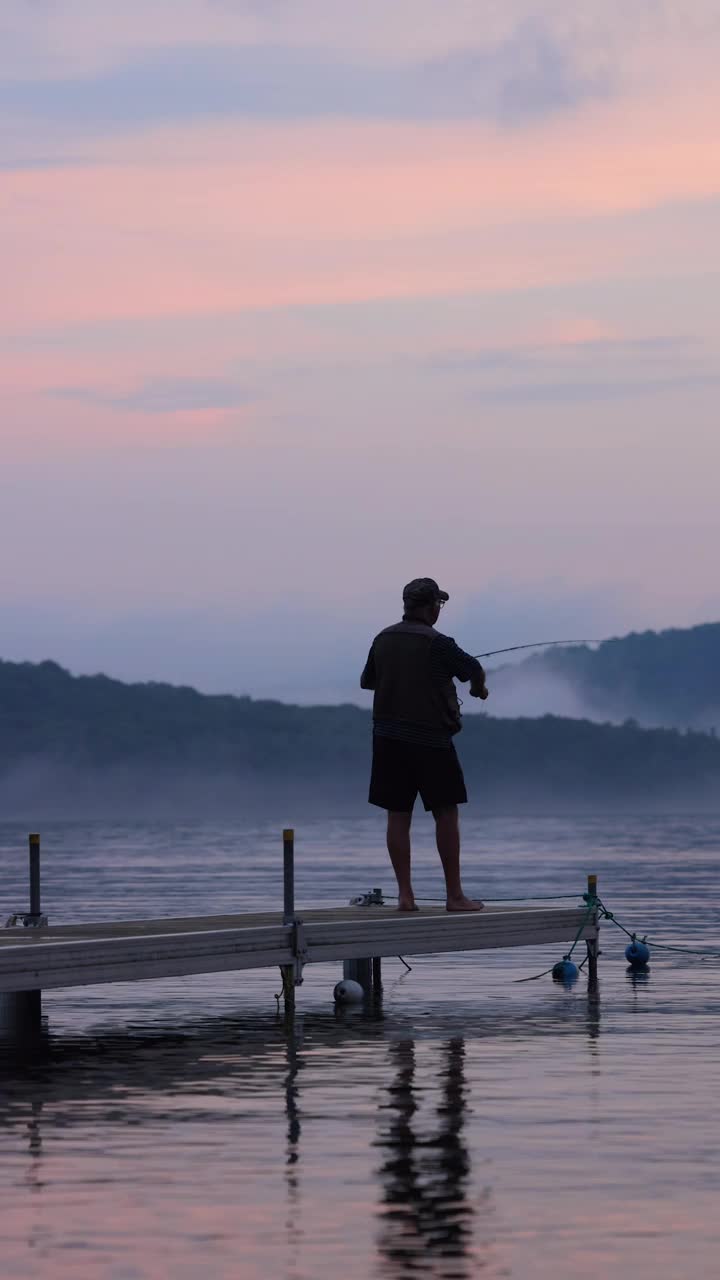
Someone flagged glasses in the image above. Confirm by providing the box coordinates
[436,599,446,609]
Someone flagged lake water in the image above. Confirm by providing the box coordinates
[1,813,719,1279]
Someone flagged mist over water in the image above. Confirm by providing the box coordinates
[483,665,603,721]
[2,759,719,820]
[485,624,720,731]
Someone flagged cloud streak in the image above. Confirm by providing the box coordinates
[1,0,719,689]
[52,376,254,414]
[1,20,607,131]
[425,335,720,406]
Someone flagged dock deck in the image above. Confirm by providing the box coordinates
[0,902,597,995]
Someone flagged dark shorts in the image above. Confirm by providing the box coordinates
[369,735,468,813]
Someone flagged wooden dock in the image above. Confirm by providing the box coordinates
[0,901,597,995]
[1,833,600,1031]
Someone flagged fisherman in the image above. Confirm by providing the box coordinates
[360,578,488,913]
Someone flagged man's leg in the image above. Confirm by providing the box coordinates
[386,811,416,911]
[433,806,484,912]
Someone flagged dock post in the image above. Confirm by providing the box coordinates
[29,833,42,923]
[26,832,44,1024]
[372,956,383,995]
[586,874,599,985]
[0,835,44,1040]
[281,829,296,1012]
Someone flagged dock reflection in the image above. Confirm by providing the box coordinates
[376,1037,486,1278]
[284,1010,304,1251]
[0,985,603,1272]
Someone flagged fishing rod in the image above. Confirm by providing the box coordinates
[474,639,594,660]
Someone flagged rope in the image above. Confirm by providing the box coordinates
[274,966,293,1008]
[638,940,720,959]
[565,901,596,961]
[401,893,718,988]
[595,898,720,961]
[594,899,636,941]
[515,894,720,985]
[514,900,596,982]
[514,965,556,984]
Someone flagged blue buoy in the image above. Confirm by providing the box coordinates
[625,939,650,967]
[552,958,579,984]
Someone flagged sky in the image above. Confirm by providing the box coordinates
[2,1,720,703]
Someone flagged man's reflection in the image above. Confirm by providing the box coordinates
[376,1037,481,1278]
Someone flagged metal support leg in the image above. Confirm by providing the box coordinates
[2,837,46,1036]
[586,873,599,987]
[586,937,598,986]
[281,964,296,1014]
[343,957,372,995]
[372,956,383,995]
[0,990,42,1040]
[281,830,299,1012]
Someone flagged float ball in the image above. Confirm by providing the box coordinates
[625,940,650,967]
[333,979,365,1004]
[552,959,579,984]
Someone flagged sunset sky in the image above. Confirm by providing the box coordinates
[3,1,719,701]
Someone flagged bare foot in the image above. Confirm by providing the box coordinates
[446,896,484,912]
[397,897,418,912]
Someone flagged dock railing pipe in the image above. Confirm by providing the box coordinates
[29,833,41,920]
[283,829,295,925]
[281,829,297,1012]
[586,873,599,984]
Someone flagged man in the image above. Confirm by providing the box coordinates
[360,578,488,913]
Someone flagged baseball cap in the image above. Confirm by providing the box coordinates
[402,577,450,606]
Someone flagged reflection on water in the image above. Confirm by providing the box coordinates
[1,814,720,1280]
[284,1012,304,1256]
[0,990,613,1279]
[376,1038,479,1278]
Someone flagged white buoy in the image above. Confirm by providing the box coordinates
[333,979,365,1003]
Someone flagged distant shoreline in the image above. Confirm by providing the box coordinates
[1,657,719,817]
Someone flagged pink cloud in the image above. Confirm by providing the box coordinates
[3,88,720,335]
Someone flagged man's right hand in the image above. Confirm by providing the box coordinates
[470,680,489,700]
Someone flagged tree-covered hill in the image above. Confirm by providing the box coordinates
[490,622,720,729]
[0,658,719,815]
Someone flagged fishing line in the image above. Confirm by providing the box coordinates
[474,639,595,660]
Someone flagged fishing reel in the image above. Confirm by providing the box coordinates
[349,888,385,907]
